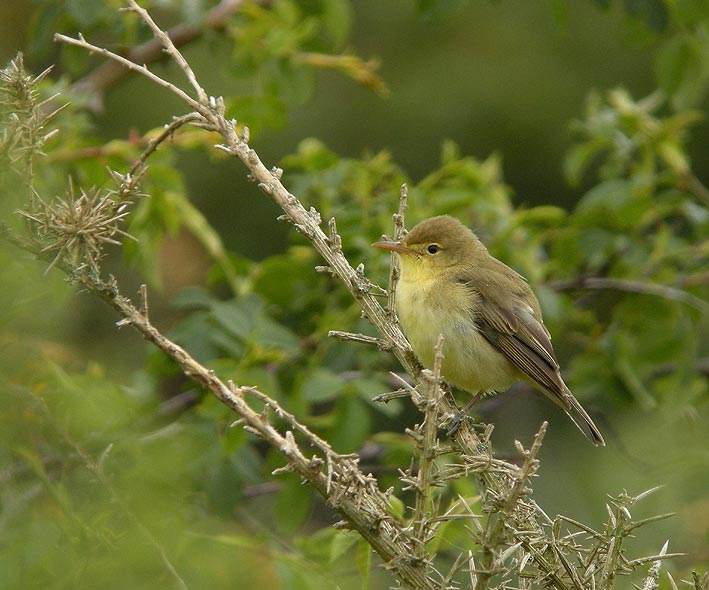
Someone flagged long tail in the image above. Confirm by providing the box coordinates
[561,387,605,446]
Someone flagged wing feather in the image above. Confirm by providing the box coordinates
[457,267,605,445]
[460,277,569,409]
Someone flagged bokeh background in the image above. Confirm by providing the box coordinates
[3,1,701,361]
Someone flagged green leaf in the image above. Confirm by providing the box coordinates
[329,529,359,563]
[514,206,567,227]
[211,299,255,341]
[198,532,260,549]
[564,139,607,187]
[206,457,245,515]
[300,368,347,403]
[577,179,631,211]
[355,537,372,590]
[170,190,233,268]
[281,138,340,171]
[330,393,371,453]
[276,474,312,532]
[386,494,405,520]
[125,186,186,284]
[415,0,466,22]
[656,35,707,110]
[576,179,651,230]
[575,228,617,272]
[276,59,316,105]
[171,294,300,363]
[210,297,302,356]
[227,94,287,133]
[614,332,657,410]
[237,366,284,401]
[255,315,302,354]
[28,3,67,60]
[253,248,319,310]
[657,139,690,175]
[295,527,337,562]
[44,364,145,439]
[66,0,105,27]
[171,286,215,310]
[321,0,352,49]
[209,329,247,359]
[170,310,233,362]
[354,378,403,417]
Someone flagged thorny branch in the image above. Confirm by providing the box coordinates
[409,335,446,569]
[383,183,408,320]
[69,0,267,112]
[47,13,539,584]
[0,2,687,588]
[12,248,437,589]
[128,112,203,178]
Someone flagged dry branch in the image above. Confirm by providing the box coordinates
[48,9,546,585]
[46,6,569,586]
[80,269,438,589]
[70,0,265,111]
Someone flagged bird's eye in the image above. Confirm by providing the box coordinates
[427,244,441,254]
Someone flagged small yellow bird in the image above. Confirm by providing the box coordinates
[373,215,605,446]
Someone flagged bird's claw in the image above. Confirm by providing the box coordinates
[446,411,473,437]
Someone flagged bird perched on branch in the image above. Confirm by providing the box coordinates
[374,215,604,446]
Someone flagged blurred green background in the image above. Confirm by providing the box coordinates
[1,0,689,260]
[1,1,707,588]
[2,0,699,360]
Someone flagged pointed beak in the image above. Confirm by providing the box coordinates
[372,240,413,255]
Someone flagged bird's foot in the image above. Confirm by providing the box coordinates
[446,391,484,436]
[445,411,473,437]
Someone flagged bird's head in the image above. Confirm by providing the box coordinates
[373,215,485,278]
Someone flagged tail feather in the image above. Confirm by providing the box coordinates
[525,374,606,446]
[563,392,605,446]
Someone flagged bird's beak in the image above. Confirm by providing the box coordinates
[372,240,413,255]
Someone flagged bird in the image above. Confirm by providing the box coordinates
[373,214,605,446]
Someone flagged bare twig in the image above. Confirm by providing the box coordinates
[371,388,410,403]
[384,183,408,319]
[81,274,438,590]
[394,184,409,241]
[69,0,264,112]
[474,423,549,590]
[328,330,392,351]
[129,112,203,177]
[123,0,208,106]
[54,33,204,113]
[411,335,445,564]
[551,276,709,313]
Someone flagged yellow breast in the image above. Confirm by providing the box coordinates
[396,263,517,394]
